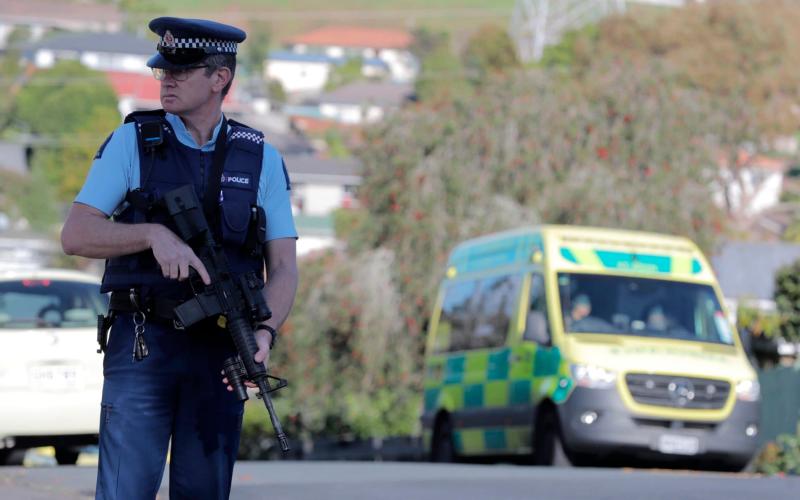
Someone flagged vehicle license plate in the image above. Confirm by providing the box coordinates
[657,434,700,456]
[29,365,82,390]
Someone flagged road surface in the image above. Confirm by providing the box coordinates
[1,461,797,500]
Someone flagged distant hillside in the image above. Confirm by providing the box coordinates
[121,0,517,44]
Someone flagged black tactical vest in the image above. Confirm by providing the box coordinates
[100,110,267,299]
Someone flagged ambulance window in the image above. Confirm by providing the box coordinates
[471,274,521,349]
[436,280,478,353]
[523,273,550,345]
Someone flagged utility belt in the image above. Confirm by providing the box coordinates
[96,289,185,359]
[108,290,182,325]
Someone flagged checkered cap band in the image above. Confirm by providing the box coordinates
[166,37,238,53]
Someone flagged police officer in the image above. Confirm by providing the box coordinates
[60,17,298,500]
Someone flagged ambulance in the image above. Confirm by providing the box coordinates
[420,226,760,470]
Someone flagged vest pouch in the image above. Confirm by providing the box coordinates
[220,199,251,246]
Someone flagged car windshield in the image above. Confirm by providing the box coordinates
[557,273,735,345]
[0,279,106,329]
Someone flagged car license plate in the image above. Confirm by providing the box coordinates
[29,365,82,390]
[657,434,700,456]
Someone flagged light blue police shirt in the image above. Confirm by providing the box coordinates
[75,113,297,241]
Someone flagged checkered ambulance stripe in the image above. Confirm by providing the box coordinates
[167,38,238,53]
[230,130,264,144]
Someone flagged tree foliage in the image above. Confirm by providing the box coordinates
[590,0,800,135]
[775,259,800,343]
[273,249,419,438]
[240,22,272,78]
[0,169,59,232]
[461,23,520,83]
[13,61,120,201]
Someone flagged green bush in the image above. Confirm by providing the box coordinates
[775,260,800,343]
[755,432,800,475]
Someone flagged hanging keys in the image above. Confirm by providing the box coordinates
[132,311,149,362]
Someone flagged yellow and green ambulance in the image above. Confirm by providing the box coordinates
[420,225,760,469]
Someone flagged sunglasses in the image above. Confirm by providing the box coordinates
[152,65,209,82]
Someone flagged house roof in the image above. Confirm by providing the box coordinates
[711,241,800,301]
[317,81,413,107]
[284,154,362,185]
[26,31,154,56]
[717,151,791,173]
[0,0,121,27]
[105,71,161,102]
[268,50,334,65]
[288,26,413,49]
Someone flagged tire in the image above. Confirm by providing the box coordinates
[532,407,571,467]
[55,447,80,465]
[431,417,456,463]
[0,449,26,466]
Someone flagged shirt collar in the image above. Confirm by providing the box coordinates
[165,112,225,152]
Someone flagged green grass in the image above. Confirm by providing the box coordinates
[124,0,517,42]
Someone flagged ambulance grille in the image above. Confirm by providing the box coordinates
[625,373,730,410]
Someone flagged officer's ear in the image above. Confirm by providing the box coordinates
[210,66,232,95]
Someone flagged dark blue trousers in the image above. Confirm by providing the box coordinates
[96,314,244,500]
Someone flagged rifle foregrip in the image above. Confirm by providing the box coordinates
[227,315,267,378]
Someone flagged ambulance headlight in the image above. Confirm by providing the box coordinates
[735,379,760,402]
[571,364,617,389]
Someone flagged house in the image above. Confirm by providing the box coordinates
[23,31,153,74]
[316,81,413,125]
[265,50,391,96]
[266,26,418,96]
[713,153,789,219]
[283,154,362,256]
[287,26,417,82]
[0,0,122,49]
[711,241,800,315]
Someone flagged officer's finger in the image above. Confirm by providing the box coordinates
[189,257,211,285]
[178,262,189,281]
[160,262,170,279]
[254,348,269,364]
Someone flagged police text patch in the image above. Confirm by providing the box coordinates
[221,171,252,188]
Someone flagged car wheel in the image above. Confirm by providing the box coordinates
[0,449,26,466]
[55,447,80,465]
[532,407,571,467]
[431,417,456,463]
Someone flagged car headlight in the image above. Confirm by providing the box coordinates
[735,379,760,402]
[571,364,617,389]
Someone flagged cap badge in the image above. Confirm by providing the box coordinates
[163,30,175,48]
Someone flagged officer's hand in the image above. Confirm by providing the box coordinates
[220,330,272,391]
[147,224,211,284]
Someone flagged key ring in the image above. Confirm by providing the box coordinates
[133,311,146,329]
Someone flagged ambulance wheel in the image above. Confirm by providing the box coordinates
[532,407,571,467]
[431,417,456,463]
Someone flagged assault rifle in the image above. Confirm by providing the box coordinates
[162,184,290,452]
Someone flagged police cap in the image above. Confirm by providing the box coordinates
[147,17,246,70]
